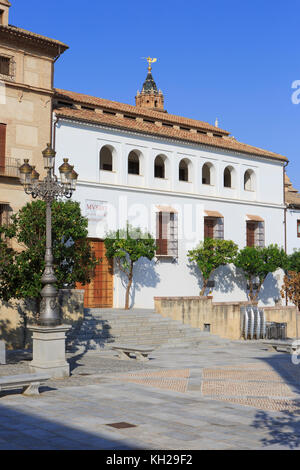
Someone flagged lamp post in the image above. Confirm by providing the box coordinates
[19,144,78,327]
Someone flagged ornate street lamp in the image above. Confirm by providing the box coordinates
[19,144,78,327]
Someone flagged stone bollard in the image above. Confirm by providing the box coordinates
[0,341,6,365]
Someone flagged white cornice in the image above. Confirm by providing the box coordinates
[76,179,285,210]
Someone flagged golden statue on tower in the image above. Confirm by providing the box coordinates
[143,57,157,72]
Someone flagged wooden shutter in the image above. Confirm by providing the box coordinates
[156,212,168,255]
[0,124,6,172]
[246,222,256,247]
[204,218,215,239]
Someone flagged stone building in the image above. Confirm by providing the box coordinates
[284,174,300,254]
[0,0,67,224]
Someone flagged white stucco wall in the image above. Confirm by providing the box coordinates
[286,208,300,254]
[54,116,287,309]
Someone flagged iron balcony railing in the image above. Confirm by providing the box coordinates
[0,157,21,178]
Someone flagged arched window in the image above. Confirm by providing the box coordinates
[100,145,113,171]
[224,166,233,188]
[202,163,212,185]
[179,159,190,182]
[244,169,255,191]
[154,155,165,179]
[128,151,140,175]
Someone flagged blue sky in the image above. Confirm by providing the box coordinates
[11,0,300,186]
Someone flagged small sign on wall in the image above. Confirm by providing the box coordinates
[85,200,108,221]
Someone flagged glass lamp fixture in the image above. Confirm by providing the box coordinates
[42,143,56,170]
[59,158,72,185]
[69,168,78,190]
[19,159,33,186]
[30,166,40,184]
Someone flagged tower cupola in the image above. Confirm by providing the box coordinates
[135,57,165,111]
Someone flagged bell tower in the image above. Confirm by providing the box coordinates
[0,0,11,26]
[135,57,165,111]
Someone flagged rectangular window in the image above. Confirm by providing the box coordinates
[204,217,224,240]
[0,123,6,172]
[156,212,178,257]
[297,220,300,238]
[0,204,10,226]
[246,221,265,247]
[0,56,10,76]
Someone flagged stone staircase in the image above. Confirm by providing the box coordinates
[66,308,228,352]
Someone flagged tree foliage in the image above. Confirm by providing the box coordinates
[187,238,239,295]
[104,224,157,309]
[281,271,300,311]
[234,244,288,302]
[287,250,300,273]
[0,200,97,303]
[280,250,300,310]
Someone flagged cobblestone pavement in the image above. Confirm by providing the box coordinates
[1,341,300,449]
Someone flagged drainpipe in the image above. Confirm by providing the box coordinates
[283,161,289,306]
[52,116,60,152]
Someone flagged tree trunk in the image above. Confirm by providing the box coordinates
[200,278,208,296]
[253,280,263,302]
[248,278,254,302]
[125,262,134,310]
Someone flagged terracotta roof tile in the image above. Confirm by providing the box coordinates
[54,106,287,162]
[0,24,68,50]
[285,174,300,207]
[55,88,230,135]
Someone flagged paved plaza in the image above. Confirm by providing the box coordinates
[1,339,300,450]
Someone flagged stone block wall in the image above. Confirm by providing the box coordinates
[154,296,299,340]
[0,289,84,349]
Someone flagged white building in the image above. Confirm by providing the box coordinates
[52,66,291,309]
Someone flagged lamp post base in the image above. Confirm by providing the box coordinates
[29,325,71,379]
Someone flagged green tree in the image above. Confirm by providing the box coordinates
[0,200,97,306]
[187,238,239,296]
[287,250,300,272]
[281,250,300,310]
[104,224,157,309]
[234,244,288,302]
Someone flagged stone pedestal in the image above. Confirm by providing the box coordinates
[29,325,71,379]
[0,341,6,365]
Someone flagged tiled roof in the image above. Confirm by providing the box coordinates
[55,88,230,135]
[54,103,287,162]
[285,174,300,207]
[0,24,68,50]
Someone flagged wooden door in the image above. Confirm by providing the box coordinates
[77,240,113,308]
[204,218,215,239]
[246,222,256,247]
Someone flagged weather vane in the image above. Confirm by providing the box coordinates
[142,57,157,72]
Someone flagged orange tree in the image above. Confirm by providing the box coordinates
[187,238,239,296]
[0,200,97,305]
[281,250,300,310]
[234,244,288,302]
[104,224,157,310]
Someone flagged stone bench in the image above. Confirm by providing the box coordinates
[263,340,298,354]
[0,373,50,397]
[0,341,5,365]
[112,345,155,362]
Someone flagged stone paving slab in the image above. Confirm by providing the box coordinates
[1,341,300,449]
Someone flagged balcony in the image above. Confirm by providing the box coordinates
[0,158,21,178]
